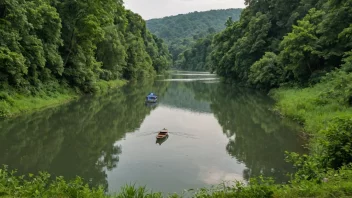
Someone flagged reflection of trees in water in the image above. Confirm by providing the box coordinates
[160,82,212,113]
[0,79,169,190]
[184,82,305,183]
[0,79,304,188]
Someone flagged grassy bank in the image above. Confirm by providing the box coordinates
[267,70,352,197]
[270,71,352,160]
[0,80,126,118]
[270,71,352,134]
[1,166,352,198]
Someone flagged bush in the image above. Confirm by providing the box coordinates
[320,117,352,169]
[0,166,106,198]
[285,152,325,182]
[319,71,352,105]
[249,52,282,89]
[276,165,352,198]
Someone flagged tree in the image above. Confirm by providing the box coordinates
[279,9,324,83]
[147,9,242,63]
[0,0,171,94]
[249,52,282,89]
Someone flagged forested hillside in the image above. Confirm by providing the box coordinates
[0,0,171,93]
[175,33,215,71]
[146,9,242,62]
[210,0,352,88]
[0,0,171,116]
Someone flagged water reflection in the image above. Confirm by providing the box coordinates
[156,135,169,145]
[154,79,304,182]
[189,82,304,182]
[0,72,304,194]
[0,79,169,190]
[160,82,212,114]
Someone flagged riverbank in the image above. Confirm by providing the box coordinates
[0,80,126,118]
[268,70,352,197]
[270,71,352,164]
[1,166,351,198]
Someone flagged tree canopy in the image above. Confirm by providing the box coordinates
[209,0,352,89]
[147,9,242,64]
[172,0,352,90]
[0,0,172,93]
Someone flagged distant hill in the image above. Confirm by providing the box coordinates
[146,8,242,62]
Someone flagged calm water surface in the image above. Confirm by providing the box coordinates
[0,71,304,194]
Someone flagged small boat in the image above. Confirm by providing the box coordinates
[146,92,158,103]
[156,128,168,139]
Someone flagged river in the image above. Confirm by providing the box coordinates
[0,71,304,194]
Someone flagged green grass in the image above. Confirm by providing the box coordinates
[270,72,352,134]
[267,70,352,197]
[1,167,352,198]
[0,80,127,118]
[274,166,352,198]
[95,79,127,93]
[0,89,77,118]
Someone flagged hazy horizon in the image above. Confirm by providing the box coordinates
[124,0,245,20]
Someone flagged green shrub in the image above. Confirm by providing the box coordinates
[275,165,352,198]
[249,52,282,89]
[0,166,106,198]
[285,152,325,182]
[319,71,352,105]
[271,69,352,133]
[319,117,352,169]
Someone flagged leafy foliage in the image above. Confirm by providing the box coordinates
[321,117,352,169]
[0,0,171,94]
[147,9,242,63]
[209,0,352,87]
[249,52,282,89]
[2,166,352,198]
[175,34,214,71]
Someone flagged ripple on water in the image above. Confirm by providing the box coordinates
[158,78,219,82]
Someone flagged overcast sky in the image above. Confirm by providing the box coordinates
[124,0,245,20]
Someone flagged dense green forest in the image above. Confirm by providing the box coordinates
[0,0,171,117]
[210,0,352,88]
[175,34,215,71]
[185,0,352,89]
[178,0,352,78]
[147,9,242,63]
[0,1,170,91]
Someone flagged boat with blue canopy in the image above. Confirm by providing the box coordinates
[146,93,158,103]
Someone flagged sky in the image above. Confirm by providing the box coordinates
[124,0,245,20]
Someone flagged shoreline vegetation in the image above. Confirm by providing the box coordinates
[1,165,352,198]
[0,80,127,118]
[0,0,172,118]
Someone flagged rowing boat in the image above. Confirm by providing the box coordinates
[156,128,168,139]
